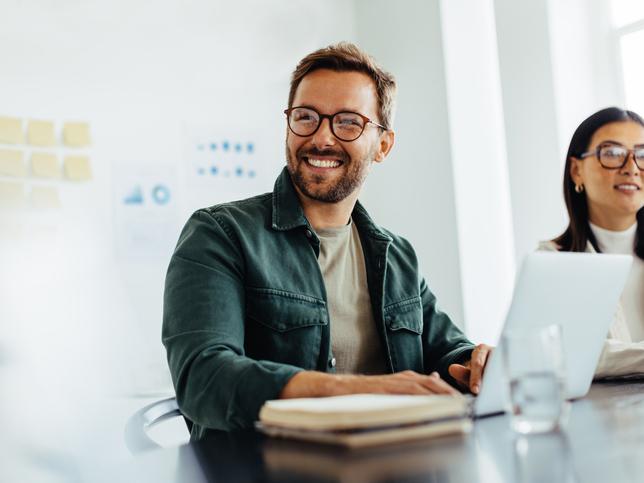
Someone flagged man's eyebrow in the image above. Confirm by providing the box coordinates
[292,104,316,110]
[293,104,362,114]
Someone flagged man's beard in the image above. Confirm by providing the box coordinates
[286,143,376,203]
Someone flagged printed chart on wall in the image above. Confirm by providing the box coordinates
[182,125,270,202]
[112,163,180,259]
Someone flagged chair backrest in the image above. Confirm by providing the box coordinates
[124,396,192,455]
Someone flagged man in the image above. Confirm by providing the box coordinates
[163,42,491,439]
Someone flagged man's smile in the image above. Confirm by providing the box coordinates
[299,149,349,172]
[305,157,343,169]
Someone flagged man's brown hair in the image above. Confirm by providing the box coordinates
[288,42,397,130]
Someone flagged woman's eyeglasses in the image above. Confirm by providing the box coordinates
[580,142,644,170]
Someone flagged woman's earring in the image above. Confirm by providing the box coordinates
[575,184,584,194]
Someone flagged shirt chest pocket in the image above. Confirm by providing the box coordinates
[245,287,328,369]
[383,296,424,372]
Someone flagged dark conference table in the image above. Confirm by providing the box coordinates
[108,381,644,483]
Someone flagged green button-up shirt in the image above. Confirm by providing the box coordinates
[162,167,474,439]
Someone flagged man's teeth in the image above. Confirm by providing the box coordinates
[615,184,640,191]
[308,158,341,168]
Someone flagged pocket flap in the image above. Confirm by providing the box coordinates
[384,297,423,334]
[246,287,327,332]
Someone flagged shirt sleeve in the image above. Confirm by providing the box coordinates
[419,277,475,384]
[594,338,644,379]
[162,210,303,432]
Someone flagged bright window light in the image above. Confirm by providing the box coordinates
[611,0,644,27]
[620,29,644,115]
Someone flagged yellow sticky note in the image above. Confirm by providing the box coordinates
[27,120,56,146]
[0,117,24,144]
[0,149,26,177]
[64,155,92,181]
[0,181,25,208]
[30,185,61,209]
[63,122,91,147]
[31,152,60,178]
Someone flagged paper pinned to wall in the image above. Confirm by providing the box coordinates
[63,122,91,147]
[27,120,56,147]
[0,116,24,144]
[31,152,60,178]
[0,220,23,241]
[113,163,180,259]
[181,125,274,208]
[63,155,92,181]
[0,181,25,208]
[30,185,61,209]
[0,149,26,177]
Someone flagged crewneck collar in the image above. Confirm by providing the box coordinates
[316,218,353,239]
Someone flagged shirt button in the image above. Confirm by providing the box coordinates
[329,357,336,368]
[305,229,313,238]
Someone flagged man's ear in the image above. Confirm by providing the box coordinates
[374,130,395,163]
[570,157,583,185]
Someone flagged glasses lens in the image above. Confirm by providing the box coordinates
[332,112,365,141]
[288,108,319,136]
[634,148,644,169]
[599,145,628,168]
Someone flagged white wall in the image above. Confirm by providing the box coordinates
[355,0,625,345]
[493,0,624,265]
[0,0,356,475]
[440,0,515,345]
[354,0,466,328]
[548,0,624,160]
[493,0,566,262]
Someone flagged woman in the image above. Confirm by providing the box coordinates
[541,107,644,378]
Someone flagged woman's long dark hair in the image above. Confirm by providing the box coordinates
[553,107,644,260]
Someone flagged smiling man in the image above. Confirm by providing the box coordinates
[163,42,491,438]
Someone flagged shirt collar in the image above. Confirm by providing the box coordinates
[271,167,309,231]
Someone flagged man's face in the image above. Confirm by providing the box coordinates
[286,69,390,203]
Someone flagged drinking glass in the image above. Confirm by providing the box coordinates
[503,324,568,434]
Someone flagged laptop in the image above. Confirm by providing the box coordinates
[474,252,632,417]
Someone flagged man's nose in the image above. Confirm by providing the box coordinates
[311,117,337,149]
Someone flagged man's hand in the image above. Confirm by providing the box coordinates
[448,344,493,395]
[280,370,460,399]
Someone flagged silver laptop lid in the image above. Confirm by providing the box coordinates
[475,252,632,417]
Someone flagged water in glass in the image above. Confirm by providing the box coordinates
[509,371,564,433]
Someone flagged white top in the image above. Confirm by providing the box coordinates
[590,222,644,342]
[590,222,637,254]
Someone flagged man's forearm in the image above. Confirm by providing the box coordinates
[279,370,460,398]
[279,371,360,398]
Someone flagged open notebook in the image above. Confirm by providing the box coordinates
[257,394,471,448]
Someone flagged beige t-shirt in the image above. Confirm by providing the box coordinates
[316,220,387,375]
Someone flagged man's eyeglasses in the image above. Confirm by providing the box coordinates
[580,142,644,170]
[284,106,386,142]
